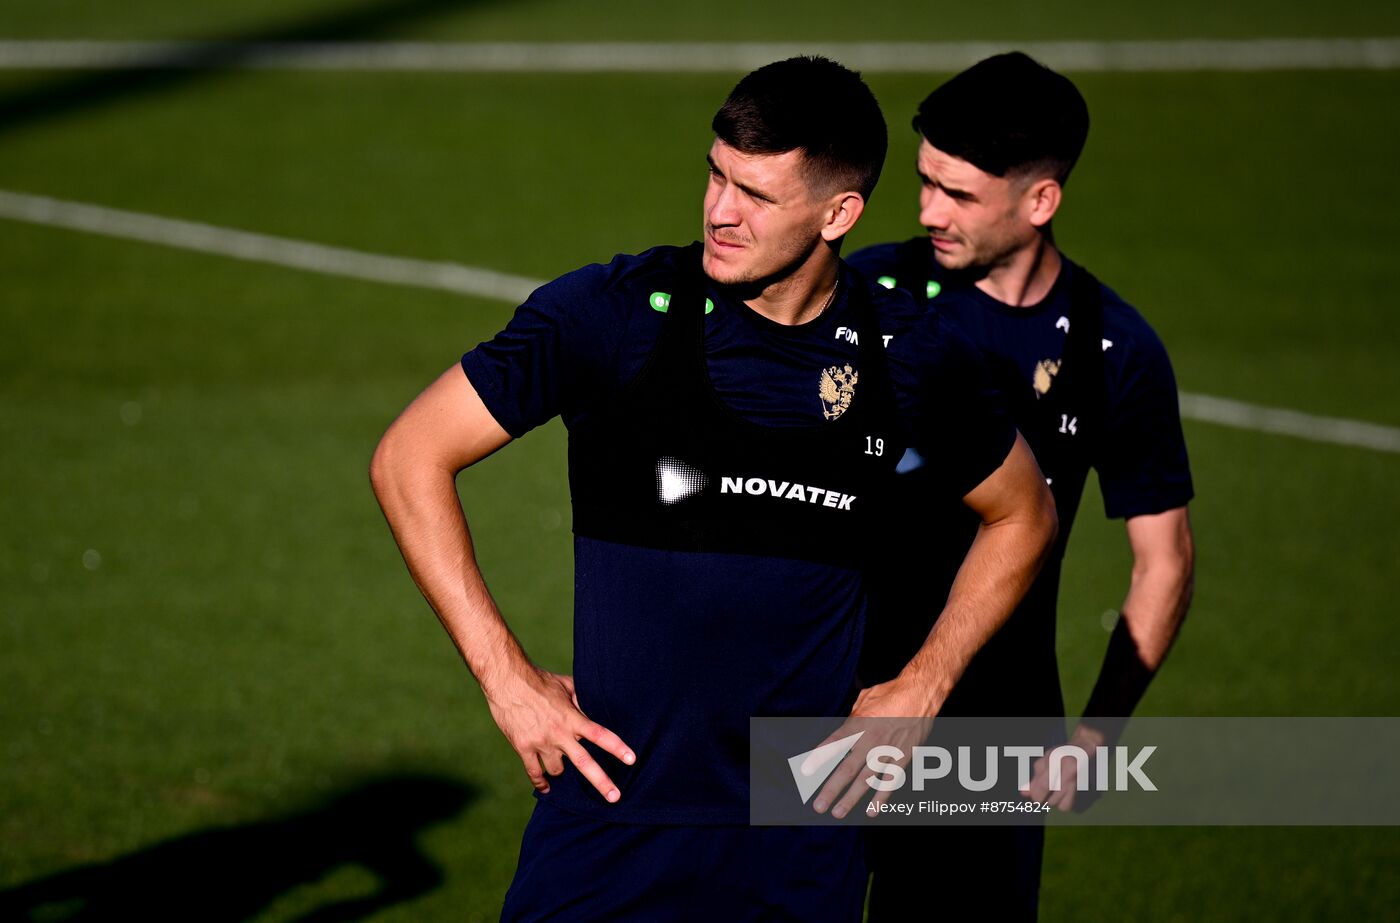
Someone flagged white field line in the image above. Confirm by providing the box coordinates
[1176,393,1400,454]
[0,189,539,305]
[1,188,1397,455]
[0,39,1398,72]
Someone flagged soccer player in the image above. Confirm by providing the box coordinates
[849,52,1196,919]
[371,57,1056,920]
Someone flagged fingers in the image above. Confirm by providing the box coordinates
[1020,753,1082,811]
[540,747,567,777]
[829,767,875,819]
[806,712,926,816]
[1021,755,1051,803]
[812,754,859,814]
[578,719,636,767]
[497,671,637,800]
[563,740,621,803]
[523,756,550,795]
[566,721,634,802]
[521,734,631,803]
[519,735,623,802]
[864,785,894,818]
[517,717,635,803]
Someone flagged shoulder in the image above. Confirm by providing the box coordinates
[846,257,926,339]
[1067,264,1194,512]
[1066,262,1184,441]
[1068,260,1176,384]
[530,244,693,312]
[1095,276,1165,356]
[846,240,903,281]
[512,245,696,361]
[461,246,693,435]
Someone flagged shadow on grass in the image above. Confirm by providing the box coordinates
[0,773,476,922]
[0,0,503,136]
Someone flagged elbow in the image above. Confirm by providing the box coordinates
[369,426,405,504]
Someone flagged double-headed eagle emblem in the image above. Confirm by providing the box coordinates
[819,364,858,420]
[1032,358,1061,398]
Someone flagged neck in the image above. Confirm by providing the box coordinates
[741,247,840,326]
[975,232,1061,308]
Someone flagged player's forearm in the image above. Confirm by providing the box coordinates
[1081,533,1194,723]
[898,501,1058,715]
[370,444,531,695]
[1121,546,1194,671]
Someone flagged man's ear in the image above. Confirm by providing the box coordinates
[1024,178,1063,229]
[821,192,866,242]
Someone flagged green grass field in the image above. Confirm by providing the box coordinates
[3,1,1399,920]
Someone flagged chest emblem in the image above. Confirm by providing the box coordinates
[819,364,859,420]
[1032,358,1062,398]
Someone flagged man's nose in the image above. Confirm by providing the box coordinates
[919,188,950,230]
[708,183,742,227]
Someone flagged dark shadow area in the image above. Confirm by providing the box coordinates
[0,773,476,922]
[0,0,504,137]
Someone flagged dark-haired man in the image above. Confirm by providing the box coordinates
[372,56,1056,920]
[850,52,1195,918]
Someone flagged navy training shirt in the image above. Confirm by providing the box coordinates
[461,244,1016,823]
[849,242,1193,527]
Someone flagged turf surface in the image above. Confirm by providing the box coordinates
[2,2,1398,920]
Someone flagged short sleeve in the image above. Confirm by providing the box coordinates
[892,310,1019,500]
[1095,331,1195,519]
[460,262,628,438]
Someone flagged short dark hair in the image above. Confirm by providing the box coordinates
[713,56,888,200]
[914,52,1089,184]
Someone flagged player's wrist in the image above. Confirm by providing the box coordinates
[890,665,951,717]
[474,647,540,705]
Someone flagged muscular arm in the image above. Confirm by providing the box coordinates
[1081,319,1195,723]
[1024,505,1195,809]
[370,367,633,800]
[814,434,1056,818]
[370,367,520,686]
[858,433,1059,719]
[1082,506,1195,728]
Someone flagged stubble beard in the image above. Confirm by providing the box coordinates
[930,226,1022,278]
[930,237,974,272]
[704,227,821,291]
